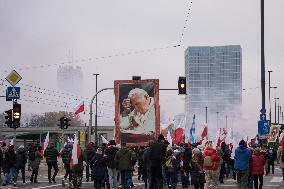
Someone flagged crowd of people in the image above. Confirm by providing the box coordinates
[0,134,283,189]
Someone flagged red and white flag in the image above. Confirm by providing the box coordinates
[10,138,15,146]
[200,125,208,143]
[41,132,49,156]
[74,101,84,115]
[101,135,109,144]
[70,134,82,169]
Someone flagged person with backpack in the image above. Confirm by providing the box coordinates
[92,148,107,189]
[191,148,205,189]
[277,145,284,180]
[114,142,136,189]
[61,143,72,185]
[30,146,42,183]
[266,146,276,175]
[104,140,119,189]
[44,142,59,184]
[2,144,17,186]
[234,140,252,189]
[251,147,266,189]
[202,144,220,189]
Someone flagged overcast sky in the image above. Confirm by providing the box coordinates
[0,0,283,135]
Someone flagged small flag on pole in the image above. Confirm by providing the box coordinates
[41,132,49,156]
[74,101,84,115]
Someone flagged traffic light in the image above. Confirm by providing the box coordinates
[5,109,13,128]
[178,76,186,95]
[58,116,71,129]
[13,103,21,128]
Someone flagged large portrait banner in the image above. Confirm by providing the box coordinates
[114,79,160,146]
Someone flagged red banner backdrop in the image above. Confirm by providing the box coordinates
[114,79,160,146]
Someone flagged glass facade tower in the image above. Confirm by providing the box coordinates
[185,45,242,128]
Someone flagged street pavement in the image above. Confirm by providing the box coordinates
[1,167,284,189]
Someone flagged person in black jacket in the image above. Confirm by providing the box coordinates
[84,142,95,182]
[104,140,119,189]
[148,134,167,189]
[2,144,17,186]
[14,145,27,185]
[0,143,3,182]
[61,143,72,185]
[92,148,107,189]
[44,142,59,184]
[182,143,192,188]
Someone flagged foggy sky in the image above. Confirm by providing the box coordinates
[0,0,283,135]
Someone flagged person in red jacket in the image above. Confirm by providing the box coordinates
[202,144,220,189]
[251,148,266,189]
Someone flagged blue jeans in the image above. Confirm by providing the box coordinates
[169,171,178,189]
[120,170,132,189]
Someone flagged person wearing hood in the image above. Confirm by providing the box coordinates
[105,140,119,189]
[182,143,192,188]
[92,148,107,189]
[61,143,73,185]
[234,140,251,189]
[114,142,136,189]
[44,142,59,184]
[251,147,266,189]
[30,146,42,183]
[14,145,27,185]
[84,142,95,182]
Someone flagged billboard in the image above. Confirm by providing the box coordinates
[114,79,160,146]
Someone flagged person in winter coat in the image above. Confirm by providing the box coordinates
[44,142,59,183]
[191,148,205,189]
[104,140,119,189]
[182,143,192,188]
[14,145,27,185]
[234,140,252,189]
[202,144,220,189]
[84,142,96,182]
[266,146,276,175]
[70,145,84,189]
[277,146,284,180]
[167,148,182,189]
[114,143,136,189]
[2,144,17,186]
[92,148,107,189]
[61,143,72,184]
[0,143,3,181]
[30,146,42,183]
[148,134,167,189]
[251,148,266,189]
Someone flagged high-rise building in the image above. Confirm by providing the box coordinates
[185,45,242,128]
[57,66,83,97]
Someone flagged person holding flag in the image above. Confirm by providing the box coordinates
[44,142,59,184]
[70,134,84,189]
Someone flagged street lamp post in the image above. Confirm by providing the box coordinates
[275,98,279,124]
[278,101,280,124]
[93,74,99,145]
[268,70,273,123]
[205,106,208,124]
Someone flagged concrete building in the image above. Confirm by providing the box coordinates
[185,45,242,128]
[57,66,83,97]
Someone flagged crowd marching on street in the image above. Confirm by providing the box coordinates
[0,134,284,189]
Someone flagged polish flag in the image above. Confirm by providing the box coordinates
[200,126,208,143]
[70,134,82,169]
[74,101,84,115]
[41,132,49,157]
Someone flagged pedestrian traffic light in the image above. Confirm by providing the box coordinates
[5,109,13,128]
[178,76,186,95]
[13,103,21,128]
